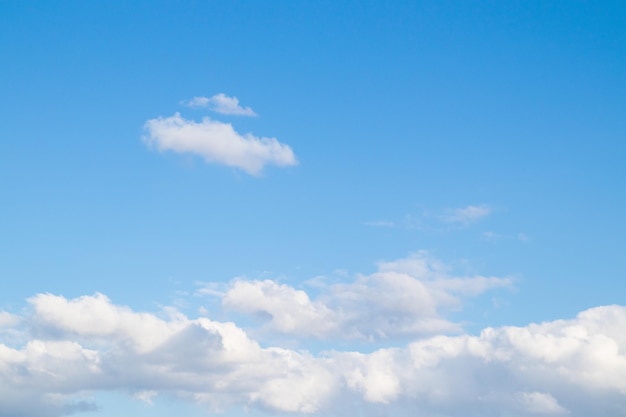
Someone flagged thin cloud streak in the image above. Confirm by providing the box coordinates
[442,204,492,225]
[365,204,493,232]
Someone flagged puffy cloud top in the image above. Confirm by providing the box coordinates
[222,252,512,339]
[2,293,626,416]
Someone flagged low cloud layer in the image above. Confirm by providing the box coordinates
[2,292,626,417]
[143,112,297,175]
[221,252,512,339]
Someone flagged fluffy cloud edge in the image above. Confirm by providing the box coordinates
[2,293,626,416]
[220,252,512,340]
[142,112,297,175]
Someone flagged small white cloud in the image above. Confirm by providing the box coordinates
[182,96,210,108]
[143,113,297,175]
[222,280,338,338]
[442,204,492,225]
[182,93,257,116]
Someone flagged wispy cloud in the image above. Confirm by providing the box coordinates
[366,204,492,231]
[182,93,257,116]
[442,204,492,225]
[1,292,626,416]
[364,220,395,228]
[482,231,531,243]
[143,112,297,175]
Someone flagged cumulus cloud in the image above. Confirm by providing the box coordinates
[442,204,492,225]
[182,93,257,116]
[0,293,336,416]
[221,252,512,340]
[2,293,626,416]
[222,280,338,338]
[143,113,297,175]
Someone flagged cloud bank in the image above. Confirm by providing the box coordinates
[2,292,626,417]
[143,112,297,175]
[182,94,258,116]
[221,252,512,339]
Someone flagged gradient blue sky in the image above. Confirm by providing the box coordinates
[1,1,625,416]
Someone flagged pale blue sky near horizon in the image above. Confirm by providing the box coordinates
[1,1,625,416]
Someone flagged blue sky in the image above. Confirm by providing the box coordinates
[1,1,625,416]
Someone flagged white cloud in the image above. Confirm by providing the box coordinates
[442,204,492,225]
[0,311,19,327]
[0,293,338,416]
[28,292,188,352]
[221,252,512,340]
[2,293,626,416]
[516,391,569,414]
[143,112,297,175]
[182,93,257,116]
[222,279,338,338]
